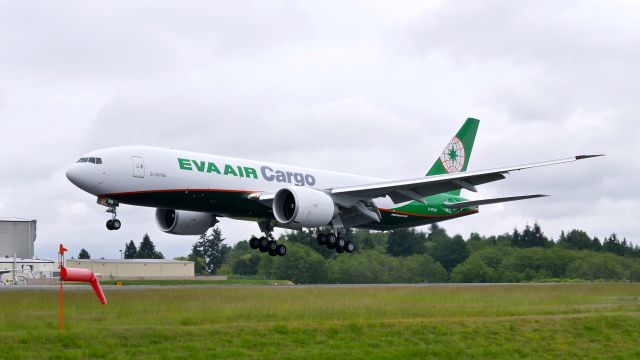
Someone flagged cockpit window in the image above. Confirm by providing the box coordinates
[76,157,102,164]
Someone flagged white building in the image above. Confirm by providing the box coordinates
[65,259,195,279]
[0,218,37,259]
[0,257,56,285]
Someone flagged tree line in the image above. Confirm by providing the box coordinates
[187,222,640,284]
[79,222,640,284]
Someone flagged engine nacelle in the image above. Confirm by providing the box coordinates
[155,209,217,235]
[273,186,337,227]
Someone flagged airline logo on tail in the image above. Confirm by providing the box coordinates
[439,136,465,173]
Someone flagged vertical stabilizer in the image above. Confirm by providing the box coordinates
[426,118,480,195]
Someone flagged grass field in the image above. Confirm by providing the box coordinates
[98,279,295,286]
[1,283,639,359]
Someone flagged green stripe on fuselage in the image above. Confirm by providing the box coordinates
[367,193,478,230]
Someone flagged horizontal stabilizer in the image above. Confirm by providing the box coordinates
[443,194,548,209]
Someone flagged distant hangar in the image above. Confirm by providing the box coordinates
[0,218,36,259]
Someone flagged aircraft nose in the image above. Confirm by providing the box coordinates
[66,163,97,193]
[65,164,82,187]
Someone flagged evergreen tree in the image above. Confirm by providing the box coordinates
[603,233,624,256]
[530,222,550,247]
[428,223,450,243]
[591,236,602,251]
[513,223,548,248]
[558,231,566,244]
[78,248,91,259]
[468,232,483,242]
[387,228,426,257]
[124,240,137,259]
[189,227,230,274]
[280,230,313,246]
[136,233,164,259]
[511,228,522,247]
[521,224,533,247]
[560,229,592,250]
[430,234,469,272]
[355,229,388,250]
[230,251,260,275]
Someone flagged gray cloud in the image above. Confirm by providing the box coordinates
[0,1,636,260]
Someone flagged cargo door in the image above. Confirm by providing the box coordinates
[132,156,145,178]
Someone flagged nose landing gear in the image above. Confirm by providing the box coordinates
[98,197,122,231]
[106,218,121,230]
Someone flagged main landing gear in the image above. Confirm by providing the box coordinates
[316,231,355,254]
[249,221,286,257]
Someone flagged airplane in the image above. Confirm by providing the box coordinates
[65,118,602,257]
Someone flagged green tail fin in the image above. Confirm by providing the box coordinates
[426,118,480,195]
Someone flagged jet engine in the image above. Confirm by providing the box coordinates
[155,209,217,235]
[273,186,337,227]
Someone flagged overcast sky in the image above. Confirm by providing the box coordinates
[1,0,638,260]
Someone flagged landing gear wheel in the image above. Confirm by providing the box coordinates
[268,248,277,257]
[106,219,114,230]
[317,233,327,246]
[249,237,259,249]
[345,241,355,253]
[111,219,121,230]
[336,236,346,248]
[267,240,278,252]
[258,236,269,252]
[276,244,287,256]
[335,245,345,254]
[326,233,337,249]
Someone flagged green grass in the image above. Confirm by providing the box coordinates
[98,279,294,286]
[1,283,639,359]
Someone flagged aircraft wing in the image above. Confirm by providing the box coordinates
[330,155,603,204]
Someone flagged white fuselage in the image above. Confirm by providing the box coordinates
[66,146,398,211]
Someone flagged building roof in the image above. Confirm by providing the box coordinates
[0,257,54,264]
[67,259,193,264]
[0,218,36,222]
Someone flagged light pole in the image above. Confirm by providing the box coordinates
[119,249,123,259]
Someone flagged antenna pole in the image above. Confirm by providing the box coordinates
[58,244,67,332]
[59,280,63,332]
